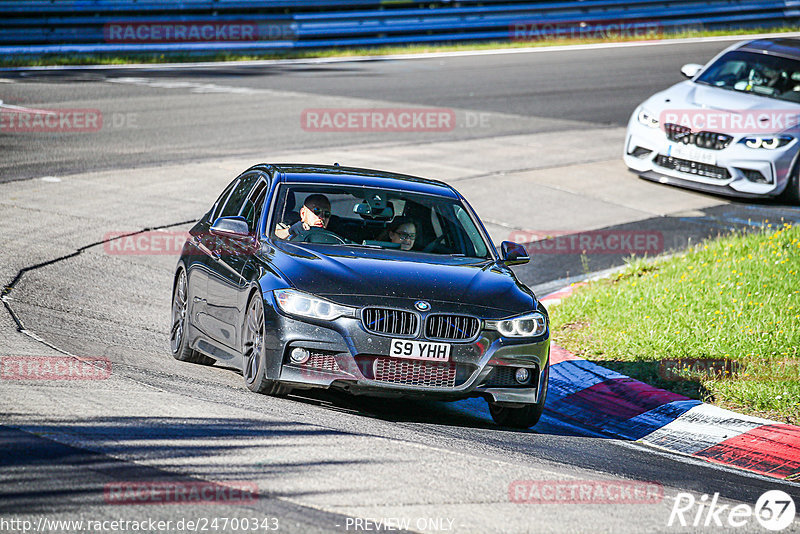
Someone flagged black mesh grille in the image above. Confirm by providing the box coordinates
[655,155,731,180]
[362,308,417,336]
[483,366,539,388]
[373,358,457,388]
[664,124,732,150]
[629,146,652,158]
[303,353,340,372]
[737,168,770,184]
[425,315,480,341]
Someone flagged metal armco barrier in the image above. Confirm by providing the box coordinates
[0,0,798,55]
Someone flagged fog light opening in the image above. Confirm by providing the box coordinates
[290,347,310,364]
[515,368,530,384]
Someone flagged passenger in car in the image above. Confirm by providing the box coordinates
[380,216,417,251]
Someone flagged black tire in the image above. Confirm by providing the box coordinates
[242,292,290,396]
[170,268,214,365]
[489,402,545,429]
[782,164,800,205]
[488,371,548,429]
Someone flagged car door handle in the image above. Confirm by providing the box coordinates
[193,297,206,303]
[210,249,221,260]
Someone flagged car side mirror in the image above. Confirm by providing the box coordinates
[210,216,250,238]
[680,63,703,78]
[500,241,529,266]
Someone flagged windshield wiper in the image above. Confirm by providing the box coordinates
[344,242,383,249]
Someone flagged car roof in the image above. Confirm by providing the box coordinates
[264,163,460,198]
[737,38,800,61]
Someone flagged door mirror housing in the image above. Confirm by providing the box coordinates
[500,241,529,266]
[210,216,251,238]
[680,63,703,78]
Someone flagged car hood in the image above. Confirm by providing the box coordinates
[266,241,536,316]
[641,81,800,134]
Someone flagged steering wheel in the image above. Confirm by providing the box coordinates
[422,234,447,253]
[302,227,346,245]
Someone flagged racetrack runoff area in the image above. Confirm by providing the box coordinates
[2,40,800,532]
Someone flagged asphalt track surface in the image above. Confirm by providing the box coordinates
[1,38,800,533]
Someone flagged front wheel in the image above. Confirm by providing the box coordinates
[242,293,290,396]
[781,158,800,205]
[488,373,548,429]
[489,402,545,429]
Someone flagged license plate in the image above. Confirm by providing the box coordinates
[667,142,717,166]
[389,339,451,362]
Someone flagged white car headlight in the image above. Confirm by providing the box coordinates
[637,108,660,129]
[486,312,547,338]
[273,289,355,321]
[739,136,793,149]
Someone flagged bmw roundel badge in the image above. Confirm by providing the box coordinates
[414,301,431,312]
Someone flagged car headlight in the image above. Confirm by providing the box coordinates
[739,136,793,149]
[273,289,356,321]
[637,108,659,129]
[486,312,547,338]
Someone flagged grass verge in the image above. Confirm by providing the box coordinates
[3,26,800,67]
[551,223,800,424]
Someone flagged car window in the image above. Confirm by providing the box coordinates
[695,50,800,102]
[220,173,260,219]
[210,178,238,223]
[270,184,493,259]
[240,180,268,233]
[454,206,488,258]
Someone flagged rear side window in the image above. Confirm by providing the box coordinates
[220,173,260,219]
[210,178,238,223]
[241,180,268,233]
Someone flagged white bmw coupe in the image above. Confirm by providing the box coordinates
[625,38,800,203]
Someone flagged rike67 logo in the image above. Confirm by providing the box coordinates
[668,490,796,531]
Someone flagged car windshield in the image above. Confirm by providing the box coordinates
[270,183,492,259]
[694,50,800,103]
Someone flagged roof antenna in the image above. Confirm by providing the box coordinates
[334,162,339,166]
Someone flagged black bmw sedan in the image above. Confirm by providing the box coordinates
[171,163,550,428]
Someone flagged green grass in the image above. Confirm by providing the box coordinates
[4,25,800,67]
[551,223,800,424]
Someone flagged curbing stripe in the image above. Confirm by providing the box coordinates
[639,403,772,455]
[620,399,702,441]
[546,359,628,403]
[550,378,688,437]
[540,283,800,480]
[694,424,800,479]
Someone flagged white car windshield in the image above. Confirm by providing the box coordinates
[695,50,800,103]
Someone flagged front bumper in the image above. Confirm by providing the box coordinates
[263,299,549,406]
[623,115,798,198]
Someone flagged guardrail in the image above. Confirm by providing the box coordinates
[0,0,797,55]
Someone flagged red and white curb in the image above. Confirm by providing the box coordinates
[540,284,800,481]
